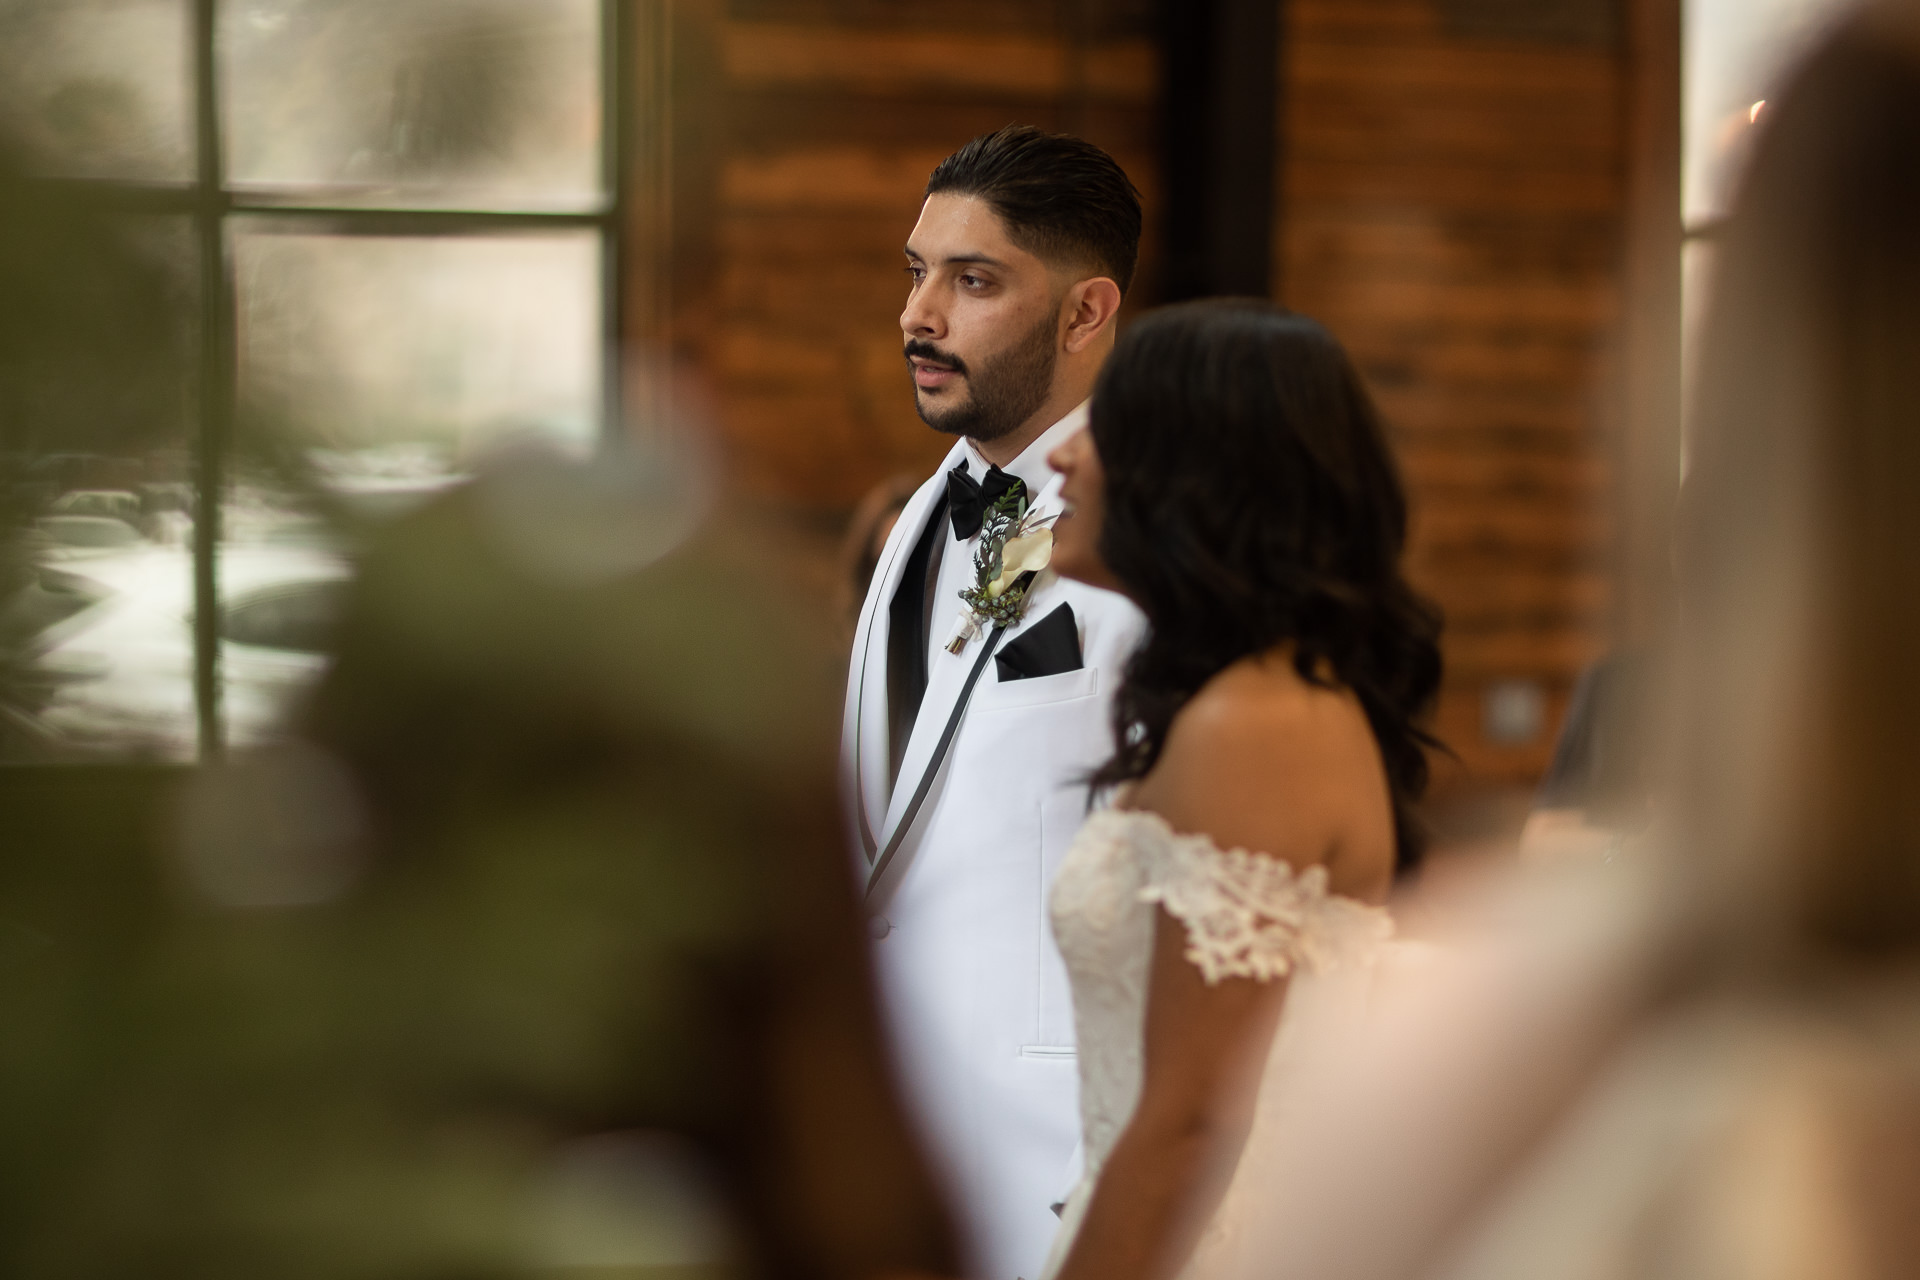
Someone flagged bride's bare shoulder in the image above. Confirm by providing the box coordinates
[1166,652,1376,771]
[1131,652,1392,886]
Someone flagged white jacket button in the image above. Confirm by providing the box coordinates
[867,915,893,941]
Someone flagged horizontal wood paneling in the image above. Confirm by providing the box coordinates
[726,0,1152,38]
[684,11,1161,510]
[724,23,1157,99]
[1284,0,1625,785]
[724,92,1156,153]
[672,0,1629,800]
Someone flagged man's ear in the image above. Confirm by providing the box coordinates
[1061,276,1123,354]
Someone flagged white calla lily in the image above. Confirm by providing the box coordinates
[987,528,1053,598]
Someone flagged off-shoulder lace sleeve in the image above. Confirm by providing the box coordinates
[1130,811,1392,985]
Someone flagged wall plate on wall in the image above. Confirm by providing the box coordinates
[1483,678,1549,747]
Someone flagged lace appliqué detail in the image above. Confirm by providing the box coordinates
[1131,811,1393,985]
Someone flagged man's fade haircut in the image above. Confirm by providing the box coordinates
[925,125,1142,295]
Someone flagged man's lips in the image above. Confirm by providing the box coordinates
[908,355,962,391]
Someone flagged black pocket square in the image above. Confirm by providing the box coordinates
[996,603,1083,681]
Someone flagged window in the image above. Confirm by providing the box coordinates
[0,0,647,763]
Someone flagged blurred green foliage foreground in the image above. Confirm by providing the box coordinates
[0,147,955,1279]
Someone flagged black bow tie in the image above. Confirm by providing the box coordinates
[946,463,1027,540]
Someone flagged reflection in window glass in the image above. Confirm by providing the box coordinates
[235,227,602,500]
[25,527,196,759]
[2,210,200,762]
[17,498,347,761]
[215,514,349,752]
[226,226,600,747]
[0,0,191,181]
[1,1,620,764]
[223,0,601,210]
[219,577,346,653]
[1683,0,1849,224]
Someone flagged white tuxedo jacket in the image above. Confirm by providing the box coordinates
[841,421,1146,1280]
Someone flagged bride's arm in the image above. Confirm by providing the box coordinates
[1053,909,1294,1280]
[1052,673,1391,1280]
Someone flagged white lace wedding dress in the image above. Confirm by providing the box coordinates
[1038,807,1395,1279]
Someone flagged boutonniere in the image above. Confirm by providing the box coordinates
[944,487,1059,653]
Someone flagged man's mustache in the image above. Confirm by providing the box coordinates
[904,340,968,377]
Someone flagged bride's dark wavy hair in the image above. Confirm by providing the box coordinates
[1089,299,1443,871]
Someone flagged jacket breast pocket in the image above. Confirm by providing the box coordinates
[975,664,1097,713]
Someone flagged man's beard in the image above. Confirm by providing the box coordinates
[907,310,1058,443]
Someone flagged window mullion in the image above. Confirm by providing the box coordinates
[600,0,632,445]
[192,0,235,762]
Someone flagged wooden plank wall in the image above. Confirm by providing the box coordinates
[1281,0,1623,791]
[673,0,1158,506]
[668,0,1628,800]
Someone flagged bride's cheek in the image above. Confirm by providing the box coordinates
[1055,515,1084,569]
[1066,525,1104,579]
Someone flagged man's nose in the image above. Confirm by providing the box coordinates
[901,287,944,340]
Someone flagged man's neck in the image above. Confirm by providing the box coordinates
[968,383,1093,468]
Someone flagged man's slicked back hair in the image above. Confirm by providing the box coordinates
[925,125,1142,294]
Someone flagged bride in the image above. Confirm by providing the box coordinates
[1037,298,1442,1280]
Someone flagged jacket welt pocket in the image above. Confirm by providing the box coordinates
[976,665,1097,712]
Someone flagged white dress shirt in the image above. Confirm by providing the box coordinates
[924,401,1090,676]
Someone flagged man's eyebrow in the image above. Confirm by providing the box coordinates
[902,247,1010,270]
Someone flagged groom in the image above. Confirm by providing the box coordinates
[841,126,1146,1280]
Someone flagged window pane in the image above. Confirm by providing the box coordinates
[226,226,600,747]
[4,212,200,762]
[1683,0,1848,224]
[215,494,349,753]
[234,226,603,478]
[0,0,192,181]
[223,0,602,211]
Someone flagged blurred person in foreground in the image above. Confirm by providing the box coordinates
[1202,6,1920,1278]
[0,102,952,1277]
[8,446,959,1279]
[1035,299,1441,1280]
[292,454,958,1279]
[1517,653,1650,862]
[844,125,1148,1280]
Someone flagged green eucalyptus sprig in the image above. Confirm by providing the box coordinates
[943,488,1058,652]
